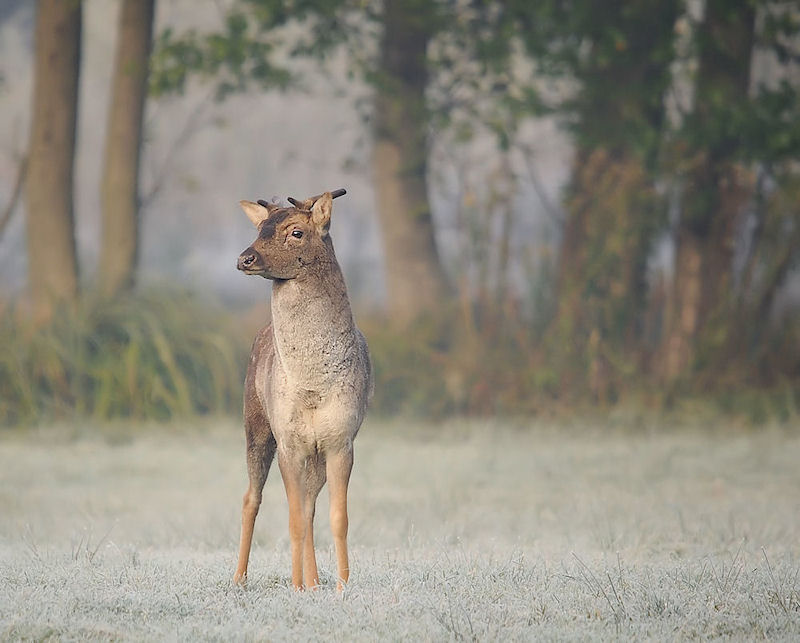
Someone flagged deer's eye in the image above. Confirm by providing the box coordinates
[291,229,303,239]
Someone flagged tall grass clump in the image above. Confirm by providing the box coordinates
[361,299,548,418]
[359,298,800,423]
[1,288,797,427]
[0,290,250,426]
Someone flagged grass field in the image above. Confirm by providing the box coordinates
[1,418,799,640]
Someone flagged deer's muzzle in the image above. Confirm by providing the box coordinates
[237,249,261,273]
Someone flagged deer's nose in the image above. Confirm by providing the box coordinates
[237,251,257,271]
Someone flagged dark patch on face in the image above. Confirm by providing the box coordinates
[258,209,293,240]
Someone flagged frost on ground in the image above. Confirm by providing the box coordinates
[1,419,799,640]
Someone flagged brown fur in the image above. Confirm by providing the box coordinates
[233,190,372,590]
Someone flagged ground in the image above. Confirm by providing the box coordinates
[1,418,799,640]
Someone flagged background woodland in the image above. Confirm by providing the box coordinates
[1,0,799,424]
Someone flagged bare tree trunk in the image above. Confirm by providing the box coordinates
[662,0,756,381]
[374,0,447,322]
[663,228,703,378]
[99,0,155,296]
[25,0,82,321]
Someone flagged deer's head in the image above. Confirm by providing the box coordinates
[237,189,346,280]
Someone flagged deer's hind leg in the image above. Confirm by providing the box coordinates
[234,404,276,585]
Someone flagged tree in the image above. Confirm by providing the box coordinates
[662,0,800,384]
[507,0,679,398]
[662,1,756,382]
[373,0,447,321]
[25,0,82,321]
[99,0,156,297]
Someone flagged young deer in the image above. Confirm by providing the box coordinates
[234,189,372,590]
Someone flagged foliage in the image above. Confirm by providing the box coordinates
[0,291,249,426]
[505,0,680,161]
[149,0,379,101]
[150,10,292,99]
[149,0,548,146]
[678,2,800,166]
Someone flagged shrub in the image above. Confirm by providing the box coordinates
[0,290,250,426]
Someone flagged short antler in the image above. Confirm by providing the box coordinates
[287,188,347,211]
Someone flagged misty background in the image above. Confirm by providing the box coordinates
[0,0,798,423]
[0,0,567,307]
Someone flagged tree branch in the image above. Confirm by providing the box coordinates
[0,155,27,242]
[140,89,215,214]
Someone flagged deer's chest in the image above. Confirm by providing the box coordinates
[267,377,360,457]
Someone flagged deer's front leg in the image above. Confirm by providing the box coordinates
[278,452,307,590]
[327,448,354,590]
[301,459,326,589]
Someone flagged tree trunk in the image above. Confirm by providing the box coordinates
[25,0,82,321]
[662,0,756,381]
[99,0,155,296]
[374,0,447,322]
[663,228,703,379]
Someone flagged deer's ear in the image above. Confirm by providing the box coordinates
[239,200,270,227]
[311,192,332,235]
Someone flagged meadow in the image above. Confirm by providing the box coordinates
[1,418,799,640]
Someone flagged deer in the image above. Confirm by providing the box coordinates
[233,188,372,591]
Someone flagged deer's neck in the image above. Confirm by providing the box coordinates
[270,256,356,391]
